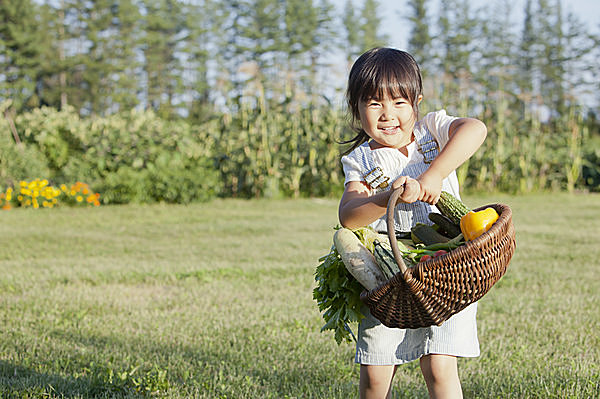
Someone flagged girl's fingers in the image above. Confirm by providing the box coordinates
[392,175,408,190]
[401,179,421,203]
[418,190,439,205]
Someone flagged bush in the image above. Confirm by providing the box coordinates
[14,107,222,204]
[0,102,50,185]
[582,146,600,192]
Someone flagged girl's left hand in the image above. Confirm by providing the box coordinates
[417,171,442,204]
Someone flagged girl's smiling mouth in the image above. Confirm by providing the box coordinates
[380,126,400,134]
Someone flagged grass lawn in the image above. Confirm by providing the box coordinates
[0,193,599,398]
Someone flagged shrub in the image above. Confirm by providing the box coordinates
[14,107,222,204]
[1,102,50,185]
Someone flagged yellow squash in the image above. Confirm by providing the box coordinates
[460,207,499,241]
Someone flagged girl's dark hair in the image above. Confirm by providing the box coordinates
[342,47,423,154]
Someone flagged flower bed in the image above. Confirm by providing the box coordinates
[0,179,100,210]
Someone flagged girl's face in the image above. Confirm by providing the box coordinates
[358,93,422,150]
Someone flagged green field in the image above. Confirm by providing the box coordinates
[0,193,599,398]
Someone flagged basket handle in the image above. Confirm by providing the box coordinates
[386,186,409,274]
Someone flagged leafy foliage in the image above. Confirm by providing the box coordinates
[313,238,365,345]
[10,104,221,204]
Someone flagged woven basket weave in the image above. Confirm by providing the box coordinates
[360,188,516,329]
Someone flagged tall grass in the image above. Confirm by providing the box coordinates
[216,100,597,198]
[0,193,598,398]
[4,93,598,205]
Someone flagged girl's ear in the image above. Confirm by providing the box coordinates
[417,95,423,105]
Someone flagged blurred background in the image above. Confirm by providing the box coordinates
[1,0,599,203]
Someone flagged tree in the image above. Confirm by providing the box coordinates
[284,0,319,102]
[78,0,141,115]
[406,0,433,75]
[33,0,72,110]
[342,0,361,64]
[0,0,44,111]
[142,0,186,119]
[360,0,387,52]
[437,0,477,78]
[107,0,142,113]
[537,0,566,115]
[180,0,220,122]
[518,0,536,95]
[283,0,336,106]
[478,0,518,93]
[342,0,386,63]
[227,0,287,109]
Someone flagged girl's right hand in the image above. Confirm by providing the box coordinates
[392,176,420,204]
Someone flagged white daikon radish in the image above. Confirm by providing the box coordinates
[333,228,387,291]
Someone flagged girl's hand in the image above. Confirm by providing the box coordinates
[392,176,420,204]
[417,171,442,204]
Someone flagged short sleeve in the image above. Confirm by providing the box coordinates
[341,153,363,185]
[422,110,459,148]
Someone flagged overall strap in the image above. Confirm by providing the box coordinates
[414,125,440,164]
[357,144,390,192]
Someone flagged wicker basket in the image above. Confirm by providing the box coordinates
[360,188,516,329]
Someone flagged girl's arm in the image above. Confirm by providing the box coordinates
[339,177,420,229]
[417,117,487,204]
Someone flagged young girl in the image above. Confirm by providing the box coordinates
[339,47,487,399]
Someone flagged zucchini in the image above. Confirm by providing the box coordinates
[428,212,462,238]
[435,191,471,225]
[411,223,450,246]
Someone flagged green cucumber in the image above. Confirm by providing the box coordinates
[411,223,450,246]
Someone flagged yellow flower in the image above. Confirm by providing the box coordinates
[76,195,83,202]
[61,184,68,192]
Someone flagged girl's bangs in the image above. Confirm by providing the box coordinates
[363,64,412,103]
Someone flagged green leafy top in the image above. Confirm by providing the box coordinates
[313,227,378,345]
